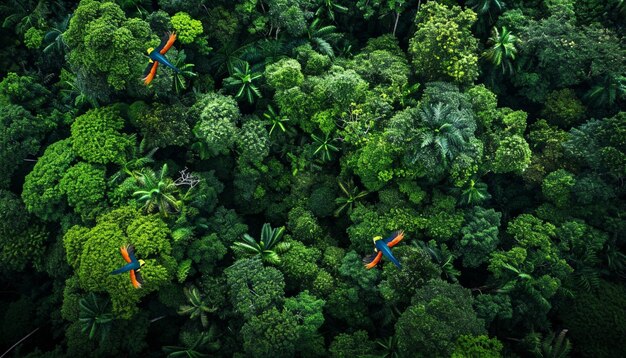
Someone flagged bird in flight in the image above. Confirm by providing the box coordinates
[110,245,145,288]
[363,230,404,270]
[143,32,180,85]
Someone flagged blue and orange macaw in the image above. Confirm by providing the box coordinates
[363,230,404,270]
[110,245,145,288]
[143,32,180,85]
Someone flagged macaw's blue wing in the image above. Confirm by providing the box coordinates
[150,52,180,73]
[111,245,140,274]
[375,240,402,269]
[127,245,139,265]
[111,262,135,275]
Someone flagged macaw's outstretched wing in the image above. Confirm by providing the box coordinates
[378,244,402,270]
[127,245,139,265]
[120,245,132,264]
[363,251,383,269]
[143,61,159,85]
[156,32,177,55]
[384,230,405,248]
[130,269,143,289]
[111,262,133,275]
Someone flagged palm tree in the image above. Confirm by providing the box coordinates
[60,71,100,109]
[163,327,220,358]
[0,0,52,35]
[497,262,533,293]
[207,40,255,77]
[415,241,460,282]
[43,14,69,55]
[456,179,491,205]
[233,223,291,264]
[312,133,339,162]
[467,0,506,19]
[306,18,340,58]
[263,105,290,136]
[414,102,476,166]
[287,152,322,175]
[109,146,157,184]
[315,0,348,22]
[484,26,519,75]
[584,75,625,107]
[613,0,626,15]
[178,286,217,328]
[528,329,572,358]
[223,61,262,104]
[171,50,197,95]
[133,164,181,217]
[603,239,626,275]
[335,179,368,216]
[79,293,114,342]
[376,335,399,358]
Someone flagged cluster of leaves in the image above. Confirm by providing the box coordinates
[0,0,624,357]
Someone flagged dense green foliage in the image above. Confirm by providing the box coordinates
[0,0,624,357]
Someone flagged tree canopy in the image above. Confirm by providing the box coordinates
[1,0,624,356]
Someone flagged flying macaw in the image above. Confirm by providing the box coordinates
[143,32,180,85]
[363,230,404,270]
[110,245,145,288]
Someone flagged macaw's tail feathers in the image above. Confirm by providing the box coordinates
[363,251,383,269]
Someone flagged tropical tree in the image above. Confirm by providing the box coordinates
[584,75,625,107]
[263,105,290,136]
[386,0,410,36]
[457,207,501,268]
[456,179,491,205]
[223,61,262,103]
[334,179,368,216]
[312,133,340,162]
[395,280,486,357]
[306,18,340,58]
[109,147,157,184]
[79,293,114,342]
[405,102,475,168]
[527,329,572,358]
[43,14,69,55]
[0,0,52,35]
[170,50,197,95]
[163,330,220,358]
[233,223,291,264]
[316,0,348,21]
[409,2,479,83]
[415,241,460,282]
[484,26,519,75]
[466,0,505,20]
[376,335,399,358]
[133,164,181,217]
[60,71,100,109]
[178,286,217,328]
